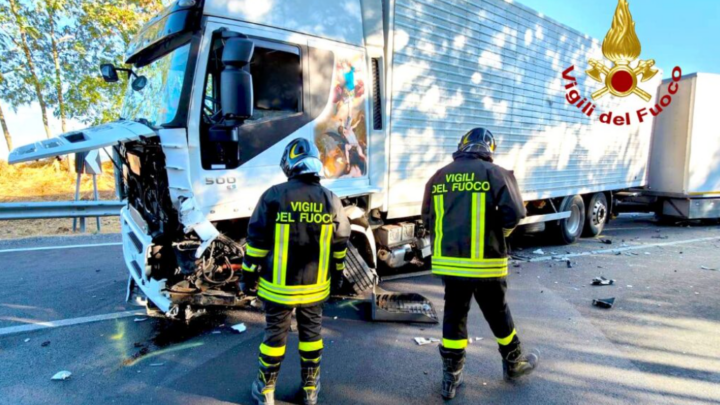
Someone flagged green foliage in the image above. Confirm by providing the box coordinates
[0,0,164,128]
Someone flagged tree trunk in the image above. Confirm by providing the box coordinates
[0,103,12,152]
[45,0,66,133]
[8,0,52,139]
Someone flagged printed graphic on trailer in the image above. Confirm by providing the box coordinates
[561,0,681,125]
[314,50,368,179]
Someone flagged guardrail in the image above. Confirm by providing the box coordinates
[0,201,125,220]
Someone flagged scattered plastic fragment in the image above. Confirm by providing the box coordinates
[134,317,148,322]
[651,235,669,239]
[592,297,615,309]
[599,239,612,245]
[41,341,50,347]
[24,338,30,343]
[231,323,247,334]
[700,266,717,271]
[532,249,545,255]
[51,371,72,381]
[149,363,165,367]
[644,252,651,255]
[592,277,615,286]
[414,337,440,346]
[476,337,483,341]
[566,261,573,269]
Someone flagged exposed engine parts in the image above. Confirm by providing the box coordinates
[376,221,432,269]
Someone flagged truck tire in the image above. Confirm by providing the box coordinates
[549,195,585,245]
[582,193,608,237]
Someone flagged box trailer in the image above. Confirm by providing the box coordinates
[9,0,661,314]
[646,73,720,219]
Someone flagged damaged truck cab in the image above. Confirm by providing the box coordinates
[9,0,663,316]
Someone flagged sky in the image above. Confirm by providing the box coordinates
[2,0,719,158]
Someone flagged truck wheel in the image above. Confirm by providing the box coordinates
[549,195,585,244]
[583,193,608,237]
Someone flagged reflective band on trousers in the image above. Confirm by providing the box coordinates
[260,343,286,357]
[259,278,330,295]
[497,329,517,346]
[273,224,290,285]
[258,287,330,306]
[432,257,508,278]
[299,340,324,352]
[442,338,468,350]
[433,194,444,256]
[317,224,333,284]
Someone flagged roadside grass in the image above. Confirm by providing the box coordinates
[0,159,121,239]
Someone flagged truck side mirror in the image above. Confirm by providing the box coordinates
[100,64,120,83]
[221,37,255,125]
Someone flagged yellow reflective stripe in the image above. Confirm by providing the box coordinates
[442,338,468,350]
[432,265,508,278]
[477,193,486,258]
[273,224,290,285]
[332,249,347,259]
[258,288,330,305]
[242,262,257,272]
[300,356,322,363]
[259,357,280,367]
[260,343,286,357]
[259,278,330,295]
[318,224,332,284]
[336,262,345,271]
[497,329,517,346]
[246,244,269,258]
[299,340,324,352]
[432,257,508,266]
[433,194,444,256]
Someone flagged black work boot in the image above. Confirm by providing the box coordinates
[300,360,322,405]
[251,362,280,405]
[439,346,466,399]
[501,342,539,381]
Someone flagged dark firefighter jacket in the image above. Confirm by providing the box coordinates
[421,152,526,279]
[243,175,351,307]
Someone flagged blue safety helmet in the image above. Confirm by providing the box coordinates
[458,128,497,156]
[280,138,324,178]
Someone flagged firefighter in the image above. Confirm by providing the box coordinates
[421,128,539,399]
[242,138,351,405]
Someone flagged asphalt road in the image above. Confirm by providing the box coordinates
[0,215,719,405]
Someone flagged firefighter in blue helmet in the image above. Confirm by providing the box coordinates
[242,138,351,405]
[421,128,539,399]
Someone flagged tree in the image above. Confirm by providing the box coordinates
[0,30,35,152]
[41,0,68,132]
[1,0,53,139]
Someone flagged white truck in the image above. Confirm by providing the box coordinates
[9,0,661,314]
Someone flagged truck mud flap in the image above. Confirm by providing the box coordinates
[343,242,378,294]
[371,286,439,324]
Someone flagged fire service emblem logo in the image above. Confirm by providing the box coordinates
[586,0,657,101]
[560,0,682,126]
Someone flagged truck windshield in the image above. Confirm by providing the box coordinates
[121,43,191,127]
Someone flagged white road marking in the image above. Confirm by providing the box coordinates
[383,236,720,281]
[0,310,144,337]
[523,236,720,263]
[0,242,122,254]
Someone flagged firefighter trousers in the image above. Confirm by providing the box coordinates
[258,303,324,369]
[441,277,520,356]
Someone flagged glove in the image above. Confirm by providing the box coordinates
[241,262,259,296]
[330,273,344,296]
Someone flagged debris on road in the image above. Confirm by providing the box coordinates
[414,337,440,346]
[149,363,165,367]
[566,260,573,269]
[51,371,72,381]
[700,266,718,271]
[532,249,545,255]
[41,341,51,347]
[211,330,222,334]
[134,317,148,322]
[592,277,615,286]
[24,338,30,343]
[599,239,613,244]
[651,235,669,239]
[627,285,633,288]
[592,297,616,309]
[230,323,247,334]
